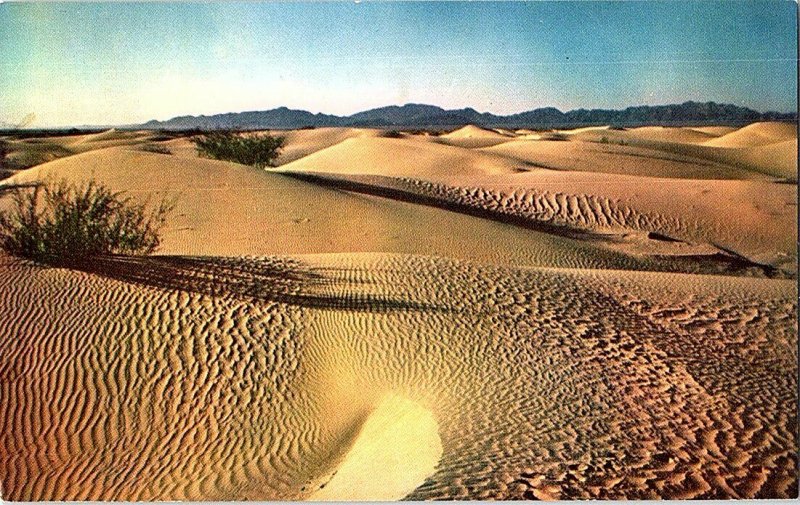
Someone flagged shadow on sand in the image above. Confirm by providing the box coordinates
[67,254,445,313]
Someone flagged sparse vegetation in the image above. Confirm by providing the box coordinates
[140,143,172,155]
[0,179,174,265]
[0,140,10,170]
[599,135,627,146]
[382,130,404,138]
[193,131,284,168]
[543,132,569,141]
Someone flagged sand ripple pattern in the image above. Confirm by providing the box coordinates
[0,253,796,500]
[395,177,704,242]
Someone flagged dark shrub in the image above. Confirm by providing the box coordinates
[0,179,174,265]
[140,143,172,155]
[381,130,404,138]
[193,131,284,168]
[0,140,10,170]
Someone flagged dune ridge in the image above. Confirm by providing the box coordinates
[0,121,796,501]
[278,136,525,177]
[4,147,656,270]
[275,171,796,276]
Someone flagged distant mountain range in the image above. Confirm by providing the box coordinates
[140,101,797,130]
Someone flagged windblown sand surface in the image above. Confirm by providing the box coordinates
[0,121,797,500]
[0,254,795,500]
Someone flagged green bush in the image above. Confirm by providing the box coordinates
[0,179,174,265]
[193,131,284,168]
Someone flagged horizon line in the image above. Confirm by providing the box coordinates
[4,99,797,130]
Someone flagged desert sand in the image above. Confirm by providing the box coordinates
[0,121,796,500]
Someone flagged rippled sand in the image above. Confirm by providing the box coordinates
[0,253,795,500]
[0,122,797,500]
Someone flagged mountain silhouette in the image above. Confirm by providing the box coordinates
[141,101,796,130]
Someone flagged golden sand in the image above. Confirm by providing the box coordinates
[0,122,796,500]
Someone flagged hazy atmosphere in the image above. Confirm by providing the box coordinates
[0,0,797,127]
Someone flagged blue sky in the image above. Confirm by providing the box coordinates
[0,1,797,127]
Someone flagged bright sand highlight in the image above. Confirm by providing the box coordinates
[310,394,442,501]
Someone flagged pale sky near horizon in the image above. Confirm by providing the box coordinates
[0,1,797,127]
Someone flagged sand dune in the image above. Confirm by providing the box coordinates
[4,146,647,270]
[1,130,164,175]
[703,122,798,148]
[0,122,796,501]
[159,128,385,163]
[566,122,798,181]
[618,126,717,144]
[689,126,739,136]
[482,139,763,179]
[278,137,526,177]
[275,170,796,276]
[53,129,156,152]
[309,394,442,501]
[0,253,795,500]
[270,127,383,165]
[436,125,514,148]
[1,137,74,175]
[730,139,798,180]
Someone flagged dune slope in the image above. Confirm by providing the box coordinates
[0,123,796,502]
[482,139,763,179]
[0,253,795,500]
[279,137,525,177]
[568,122,798,181]
[4,146,645,270]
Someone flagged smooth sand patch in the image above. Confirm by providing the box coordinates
[279,136,522,177]
[309,394,442,501]
[703,122,798,148]
[565,122,798,181]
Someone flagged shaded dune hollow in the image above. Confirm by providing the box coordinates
[0,253,796,500]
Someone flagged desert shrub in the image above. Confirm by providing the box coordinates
[0,179,174,265]
[193,131,284,168]
[148,134,175,142]
[0,140,10,170]
[542,132,569,141]
[381,130,404,138]
[140,143,172,155]
[405,129,444,136]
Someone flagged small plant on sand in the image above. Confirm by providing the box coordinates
[140,143,172,155]
[193,131,284,168]
[381,130,404,138]
[0,179,174,265]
